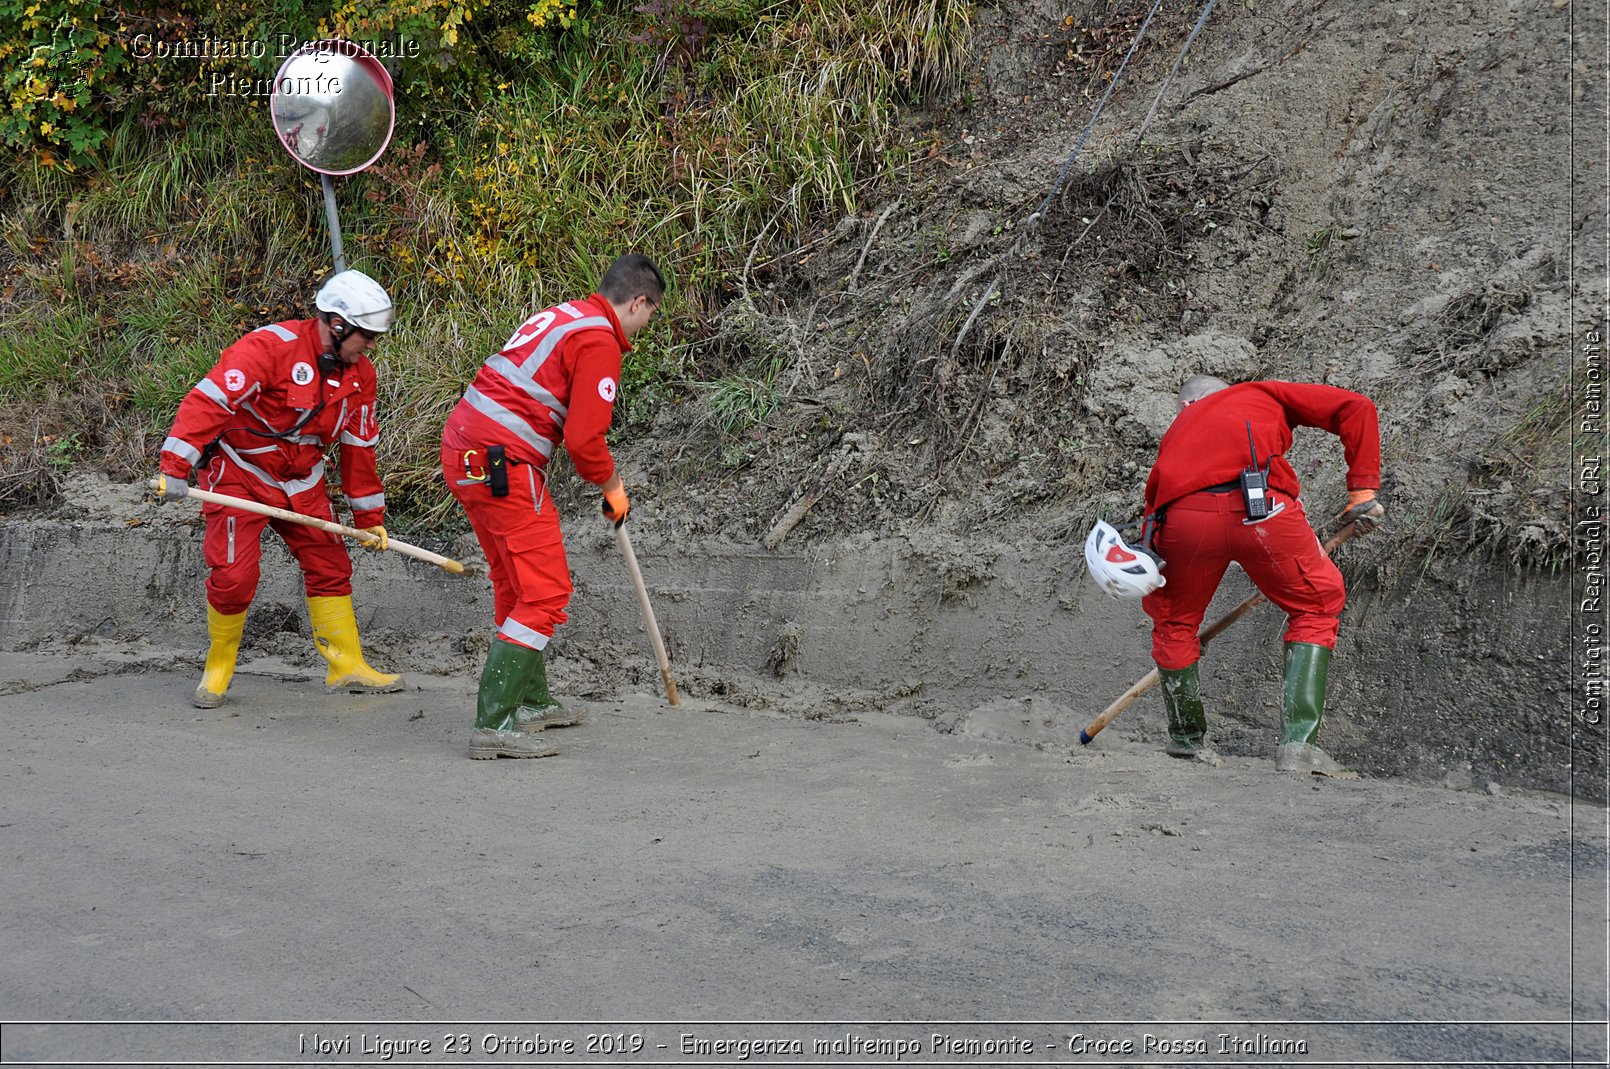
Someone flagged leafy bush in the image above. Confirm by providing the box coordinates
[0,1,609,166]
[0,0,134,163]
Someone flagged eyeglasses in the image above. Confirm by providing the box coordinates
[334,321,380,344]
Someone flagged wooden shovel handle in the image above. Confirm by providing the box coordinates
[615,523,681,706]
[152,479,468,575]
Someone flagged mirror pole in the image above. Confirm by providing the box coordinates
[321,173,347,273]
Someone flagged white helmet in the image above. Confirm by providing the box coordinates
[315,270,395,334]
[1084,520,1165,599]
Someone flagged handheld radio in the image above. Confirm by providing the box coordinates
[1238,421,1271,522]
[486,445,510,497]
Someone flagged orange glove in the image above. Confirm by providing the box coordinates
[1338,489,1385,532]
[358,525,388,551]
[601,477,630,528]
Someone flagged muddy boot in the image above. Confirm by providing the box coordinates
[514,647,587,733]
[194,605,246,709]
[470,639,560,760]
[307,595,404,694]
[1274,642,1357,779]
[1159,662,1207,757]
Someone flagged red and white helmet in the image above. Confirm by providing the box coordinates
[1084,520,1165,599]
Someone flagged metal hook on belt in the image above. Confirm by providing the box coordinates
[462,448,488,482]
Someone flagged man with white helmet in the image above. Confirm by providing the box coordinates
[1135,374,1384,774]
[156,269,404,708]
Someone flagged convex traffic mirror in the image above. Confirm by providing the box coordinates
[270,40,395,176]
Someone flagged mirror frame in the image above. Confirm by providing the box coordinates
[270,40,396,176]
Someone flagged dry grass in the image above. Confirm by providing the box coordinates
[0,0,974,523]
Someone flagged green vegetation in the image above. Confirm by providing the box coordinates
[0,0,971,516]
[1305,226,1334,282]
[701,373,781,438]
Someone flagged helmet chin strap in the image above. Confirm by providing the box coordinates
[318,313,345,377]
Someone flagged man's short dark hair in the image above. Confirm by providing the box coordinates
[599,253,666,305]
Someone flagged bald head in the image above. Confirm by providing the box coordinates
[1177,374,1231,409]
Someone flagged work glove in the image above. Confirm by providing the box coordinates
[155,473,189,502]
[1338,489,1385,533]
[601,479,630,528]
[358,525,388,551]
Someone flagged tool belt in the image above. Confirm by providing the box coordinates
[1199,479,1241,494]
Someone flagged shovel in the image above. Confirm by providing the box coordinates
[614,523,681,706]
[151,479,468,575]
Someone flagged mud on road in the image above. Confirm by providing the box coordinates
[0,645,1604,1064]
[2,1,1605,1052]
[1,489,1606,1063]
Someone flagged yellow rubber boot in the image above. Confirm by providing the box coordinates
[306,595,403,694]
[194,605,246,709]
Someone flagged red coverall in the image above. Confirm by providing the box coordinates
[1141,381,1381,670]
[440,294,628,650]
[159,319,386,616]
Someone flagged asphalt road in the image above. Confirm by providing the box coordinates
[0,650,1604,1066]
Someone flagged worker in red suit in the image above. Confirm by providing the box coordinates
[441,253,665,760]
[156,270,403,708]
[1141,374,1385,775]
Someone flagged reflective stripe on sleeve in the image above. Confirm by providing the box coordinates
[161,436,202,466]
[252,324,298,343]
[195,378,235,412]
[347,492,385,512]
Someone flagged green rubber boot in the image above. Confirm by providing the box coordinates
[1159,662,1208,757]
[514,647,588,733]
[469,639,559,760]
[1275,642,1355,777]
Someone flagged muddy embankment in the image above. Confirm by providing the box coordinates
[0,478,1592,801]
